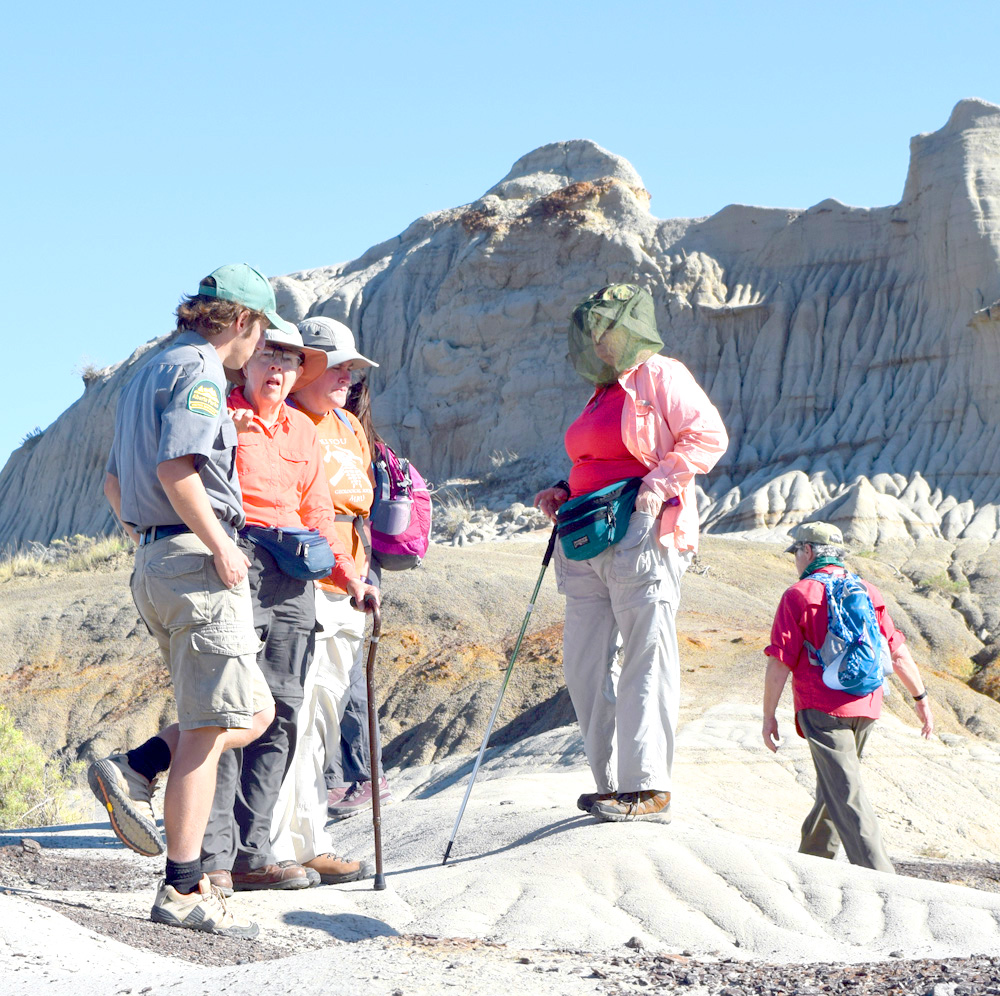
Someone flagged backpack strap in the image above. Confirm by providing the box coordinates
[333,513,372,562]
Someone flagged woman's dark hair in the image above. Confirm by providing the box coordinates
[344,378,384,454]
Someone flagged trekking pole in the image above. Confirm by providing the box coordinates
[442,522,559,865]
[360,596,386,890]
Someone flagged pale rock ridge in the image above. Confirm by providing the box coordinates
[2,102,1000,556]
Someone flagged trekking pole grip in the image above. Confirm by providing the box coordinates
[541,520,558,567]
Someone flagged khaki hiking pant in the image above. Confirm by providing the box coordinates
[554,512,690,795]
[797,709,894,874]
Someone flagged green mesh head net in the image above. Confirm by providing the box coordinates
[568,284,663,385]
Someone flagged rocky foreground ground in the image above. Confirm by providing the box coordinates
[5,528,1000,993]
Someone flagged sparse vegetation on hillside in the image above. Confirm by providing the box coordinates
[0,705,83,829]
[0,533,132,583]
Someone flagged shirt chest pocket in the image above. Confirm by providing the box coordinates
[633,399,659,450]
[211,420,239,474]
[215,420,238,453]
[279,447,311,495]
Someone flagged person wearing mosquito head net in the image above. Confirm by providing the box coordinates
[534,284,728,823]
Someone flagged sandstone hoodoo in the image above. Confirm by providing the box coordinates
[2,99,1000,551]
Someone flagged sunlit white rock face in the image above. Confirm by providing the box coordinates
[3,99,1000,550]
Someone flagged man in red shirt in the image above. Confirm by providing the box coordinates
[762,522,934,872]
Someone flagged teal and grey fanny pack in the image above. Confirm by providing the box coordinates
[556,477,644,561]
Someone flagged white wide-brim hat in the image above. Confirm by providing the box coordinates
[230,322,328,391]
[296,317,379,370]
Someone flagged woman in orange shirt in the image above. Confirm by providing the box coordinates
[201,325,377,893]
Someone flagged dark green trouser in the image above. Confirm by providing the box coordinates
[797,709,894,874]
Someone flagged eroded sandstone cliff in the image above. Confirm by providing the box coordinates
[2,99,999,551]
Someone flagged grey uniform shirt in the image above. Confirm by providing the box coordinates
[107,331,245,532]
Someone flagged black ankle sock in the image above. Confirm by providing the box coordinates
[126,736,171,782]
[165,858,202,895]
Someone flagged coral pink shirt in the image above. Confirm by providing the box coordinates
[578,356,729,552]
[565,384,649,496]
[765,566,906,734]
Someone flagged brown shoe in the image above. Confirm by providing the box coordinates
[231,862,311,891]
[304,852,374,885]
[205,869,234,897]
[592,791,671,823]
[576,791,616,813]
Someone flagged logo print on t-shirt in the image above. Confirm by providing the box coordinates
[319,435,371,502]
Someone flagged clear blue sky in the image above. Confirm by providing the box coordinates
[2,1,996,466]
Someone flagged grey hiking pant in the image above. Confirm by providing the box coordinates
[201,538,315,873]
[797,709,894,874]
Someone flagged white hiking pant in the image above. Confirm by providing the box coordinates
[554,512,690,795]
[271,589,366,863]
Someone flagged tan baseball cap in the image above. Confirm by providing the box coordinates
[785,521,845,553]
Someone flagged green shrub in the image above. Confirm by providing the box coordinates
[0,706,81,829]
[918,572,969,596]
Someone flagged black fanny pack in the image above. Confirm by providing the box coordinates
[242,525,336,580]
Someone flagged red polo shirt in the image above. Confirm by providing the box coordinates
[765,566,906,732]
[228,387,353,588]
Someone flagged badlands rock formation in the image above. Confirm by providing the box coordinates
[2,98,1000,551]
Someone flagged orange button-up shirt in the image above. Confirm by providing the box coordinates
[228,387,354,588]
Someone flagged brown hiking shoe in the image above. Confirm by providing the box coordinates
[592,791,671,823]
[87,753,163,856]
[576,791,616,813]
[304,852,374,885]
[231,862,311,891]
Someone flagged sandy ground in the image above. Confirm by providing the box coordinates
[6,710,1000,995]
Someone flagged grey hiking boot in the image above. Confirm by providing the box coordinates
[88,753,164,856]
[592,791,672,823]
[151,875,259,938]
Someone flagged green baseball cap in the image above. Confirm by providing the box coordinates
[785,521,845,553]
[198,263,296,335]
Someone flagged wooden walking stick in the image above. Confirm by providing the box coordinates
[363,598,386,890]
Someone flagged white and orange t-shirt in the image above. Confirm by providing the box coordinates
[295,404,373,594]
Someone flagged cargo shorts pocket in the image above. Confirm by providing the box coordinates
[143,551,214,629]
[191,622,262,657]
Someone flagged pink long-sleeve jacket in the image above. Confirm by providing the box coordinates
[595,355,728,553]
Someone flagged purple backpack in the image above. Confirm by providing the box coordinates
[370,441,431,570]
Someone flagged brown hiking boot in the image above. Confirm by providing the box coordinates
[592,791,671,823]
[205,869,234,897]
[304,852,374,885]
[231,862,311,891]
[576,791,616,813]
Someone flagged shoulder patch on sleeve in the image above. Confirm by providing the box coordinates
[187,380,222,417]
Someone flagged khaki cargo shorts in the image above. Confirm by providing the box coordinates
[131,532,273,731]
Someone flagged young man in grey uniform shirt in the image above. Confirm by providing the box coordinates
[93,263,289,936]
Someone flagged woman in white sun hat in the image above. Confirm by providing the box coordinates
[269,317,391,882]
